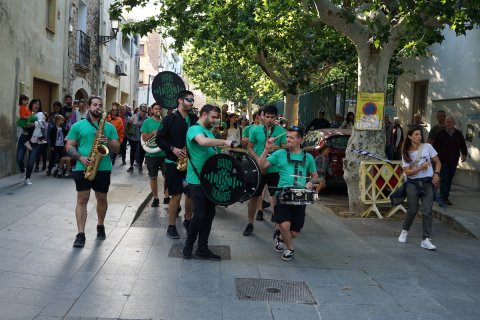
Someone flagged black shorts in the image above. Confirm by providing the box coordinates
[252,172,280,197]
[146,156,165,178]
[73,170,111,193]
[274,194,306,232]
[165,162,186,195]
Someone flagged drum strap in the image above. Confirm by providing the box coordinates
[287,149,306,186]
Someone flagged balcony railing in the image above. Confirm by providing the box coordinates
[76,30,91,68]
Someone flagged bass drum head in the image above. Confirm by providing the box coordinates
[200,154,246,206]
[234,153,260,202]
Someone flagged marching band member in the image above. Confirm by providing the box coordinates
[140,102,167,207]
[156,91,197,239]
[244,105,286,235]
[258,126,318,261]
[182,104,234,260]
[66,96,120,248]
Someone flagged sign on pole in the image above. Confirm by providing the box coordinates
[355,92,384,130]
[151,71,186,109]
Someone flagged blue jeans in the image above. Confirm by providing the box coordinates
[184,184,216,251]
[403,179,434,239]
[440,164,457,199]
[16,135,29,173]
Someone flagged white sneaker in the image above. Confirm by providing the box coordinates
[398,230,408,243]
[24,178,32,186]
[421,238,436,250]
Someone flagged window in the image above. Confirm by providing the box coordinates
[46,0,56,32]
[139,70,144,83]
[413,80,428,119]
[139,44,145,56]
[122,34,132,55]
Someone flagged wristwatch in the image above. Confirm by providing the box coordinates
[434,172,440,176]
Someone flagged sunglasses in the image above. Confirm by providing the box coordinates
[184,97,194,103]
[289,125,302,131]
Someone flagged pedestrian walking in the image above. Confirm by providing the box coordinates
[126,104,148,173]
[397,126,441,250]
[432,116,467,206]
[65,96,120,248]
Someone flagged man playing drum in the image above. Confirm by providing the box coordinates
[244,105,286,236]
[258,126,318,261]
[182,104,235,260]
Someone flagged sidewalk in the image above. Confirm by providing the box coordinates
[0,165,479,319]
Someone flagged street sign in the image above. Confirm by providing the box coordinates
[151,71,186,109]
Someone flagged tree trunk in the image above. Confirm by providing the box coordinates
[284,91,300,125]
[246,96,253,120]
[344,46,391,214]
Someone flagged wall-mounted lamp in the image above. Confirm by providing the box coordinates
[98,18,120,44]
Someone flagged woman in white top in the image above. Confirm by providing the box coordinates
[398,126,441,250]
[226,113,241,143]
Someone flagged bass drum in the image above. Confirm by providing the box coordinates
[199,151,260,206]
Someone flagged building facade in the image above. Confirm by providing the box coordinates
[0,0,139,178]
[395,28,480,188]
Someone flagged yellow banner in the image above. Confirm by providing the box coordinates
[355,92,384,130]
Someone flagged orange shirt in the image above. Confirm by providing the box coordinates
[19,105,31,119]
[108,115,124,143]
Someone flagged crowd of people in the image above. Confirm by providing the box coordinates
[15,92,468,256]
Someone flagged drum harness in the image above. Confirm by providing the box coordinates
[286,149,307,188]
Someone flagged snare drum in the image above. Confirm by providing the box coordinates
[200,150,260,206]
[279,188,316,205]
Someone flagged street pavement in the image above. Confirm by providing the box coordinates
[0,163,479,320]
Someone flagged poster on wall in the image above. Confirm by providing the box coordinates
[355,92,384,130]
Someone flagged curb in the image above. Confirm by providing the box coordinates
[433,209,477,238]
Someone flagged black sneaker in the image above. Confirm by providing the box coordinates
[73,233,86,248]
[183,219,191,230]
[122,161,127,165]
[243,223,254,236]
[34,167,39,172]
[138,167,143,173]
[443,198,453,206]
[167,225,180,239]
[163,197,171,205]
[194,248,221,261]
[255,210,264,221]
[46,169,51,176]
[127,167,134,172]
[151,198,160,207]
[262,200,270,209]
[183,246,193,259]
[96,225,106,240]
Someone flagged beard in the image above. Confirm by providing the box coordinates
[90,109,102,118]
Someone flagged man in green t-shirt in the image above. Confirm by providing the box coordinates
[66,96,120,248]
[258,126,317,261]
[182,104,235,260]
[244,105,286,236]
[241,111,260,148]
[141,102,167,208]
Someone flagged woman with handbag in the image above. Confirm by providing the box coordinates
[398,126,441,250]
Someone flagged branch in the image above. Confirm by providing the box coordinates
[308,63,333,84]
[256,50,288,90]
[312,0,369,46]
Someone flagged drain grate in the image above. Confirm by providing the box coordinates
[235,278,317,304]
[168,243,231,260]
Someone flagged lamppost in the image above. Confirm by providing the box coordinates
[97,18,120,44]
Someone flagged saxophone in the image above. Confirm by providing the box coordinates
[176,147,188,171]
[84,112,110,181]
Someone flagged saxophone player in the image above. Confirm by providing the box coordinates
[156,90,198,239]
[65,96,120,248]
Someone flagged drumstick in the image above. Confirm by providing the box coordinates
[272,131,287,141]
[220,146,249,154]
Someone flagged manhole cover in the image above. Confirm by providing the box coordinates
[235,278,317,304]
[168,243,231,260]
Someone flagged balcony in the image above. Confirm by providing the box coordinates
[76,30,91,71]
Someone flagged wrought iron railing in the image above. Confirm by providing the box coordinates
[76,30,91,68]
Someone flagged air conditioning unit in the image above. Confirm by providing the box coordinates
[115,61,127,76]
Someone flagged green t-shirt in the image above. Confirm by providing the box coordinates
[242,124,256,138]
[267,149,316,188]
[140,118,165,157]
[66,119,119,172]
[249,124,286,173]
[186,124,217,184]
